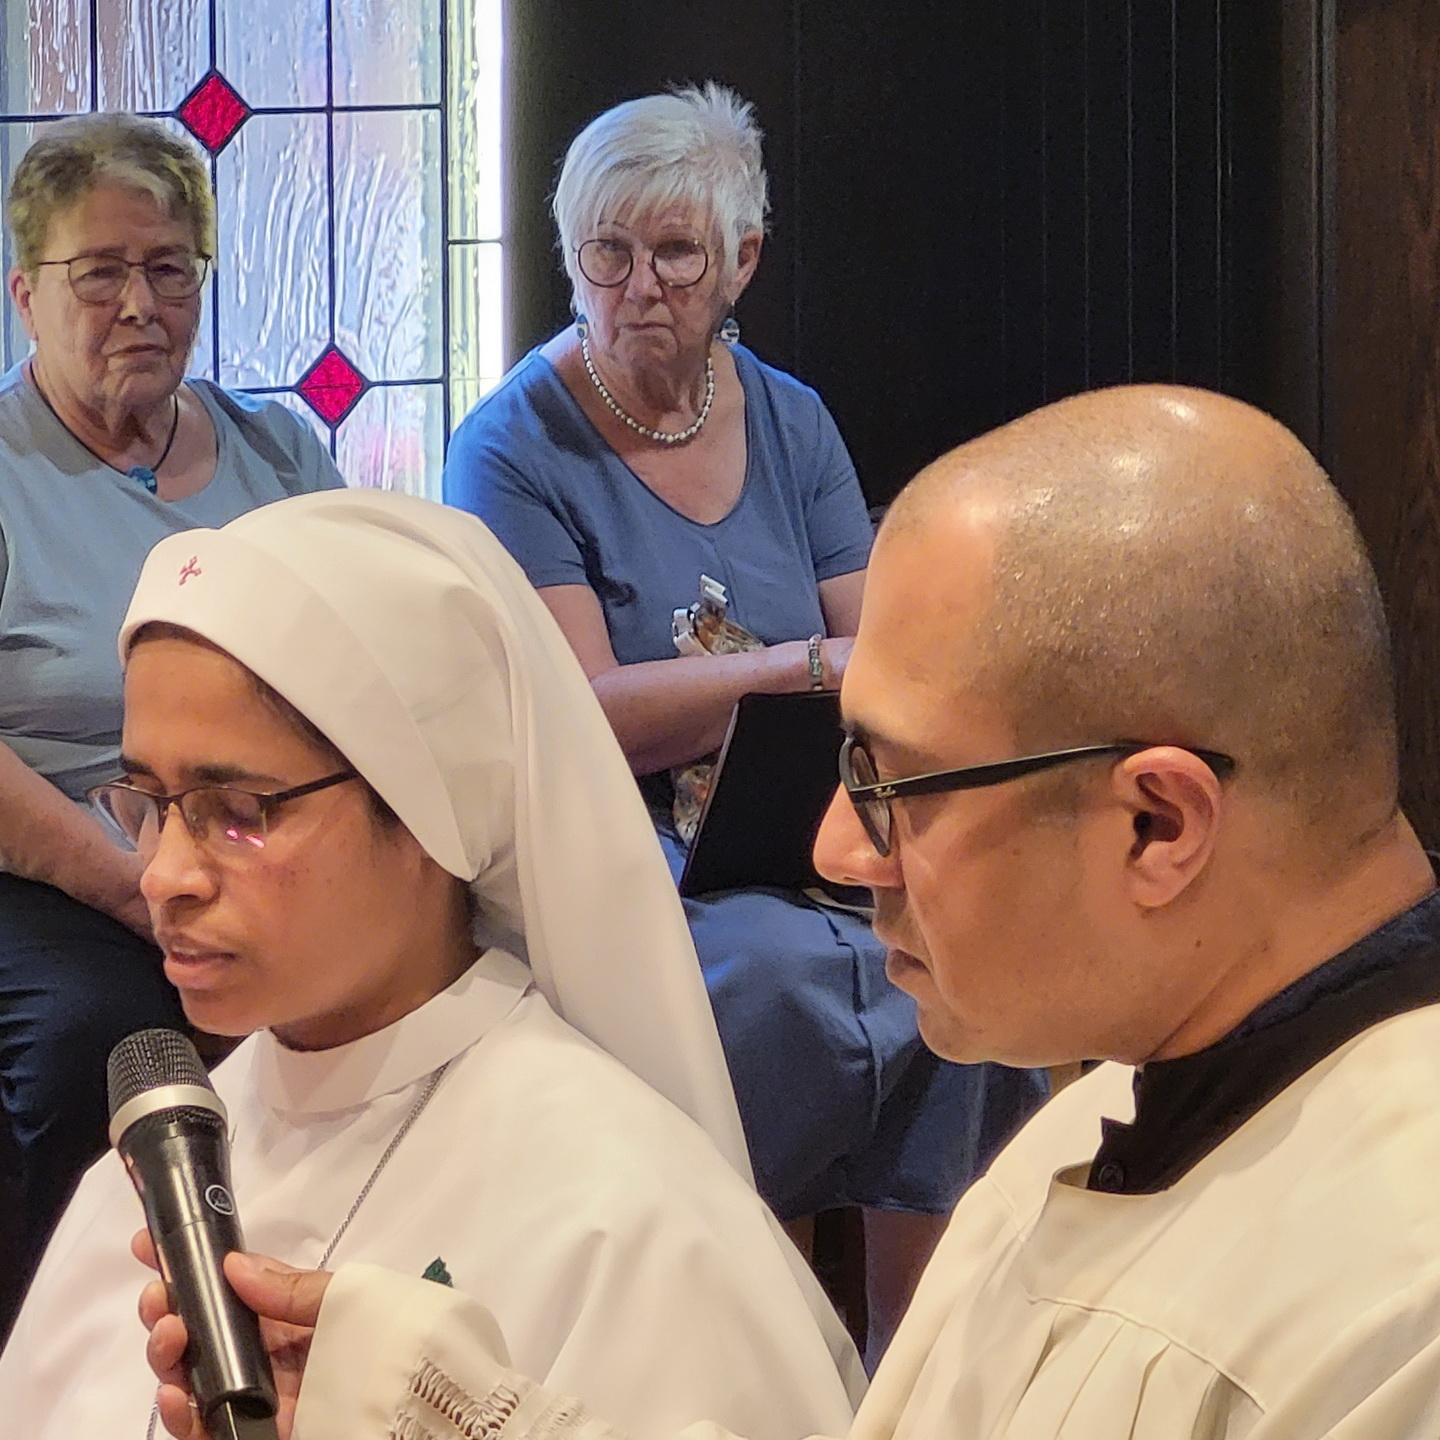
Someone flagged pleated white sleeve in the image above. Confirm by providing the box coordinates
[294,1263,756,1440]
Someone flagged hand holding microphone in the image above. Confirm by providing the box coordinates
[136,1236,330,1440]
[108,1028,279,1440]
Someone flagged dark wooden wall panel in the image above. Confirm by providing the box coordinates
[1174,0,1223,386]
[1085,3,1133,389]
[793,0,1236,471]
[1327,0,1440,844]
[1040,3,1090,398]
[792,3,949,491]
[1128,1,1178,384]
[1002,0,1049,410]
[1218,5,1309,443]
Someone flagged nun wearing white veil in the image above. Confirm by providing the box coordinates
[0,489,864,1438]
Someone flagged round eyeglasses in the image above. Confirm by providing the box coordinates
[839,736,1237,857]
[34,251,211,305]
[87,771,358,858]
[575,237,709,289]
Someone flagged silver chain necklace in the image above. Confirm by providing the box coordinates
[580,331,714,446]
[144,1060,453,1439]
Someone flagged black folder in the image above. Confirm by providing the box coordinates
[678,690,845,897]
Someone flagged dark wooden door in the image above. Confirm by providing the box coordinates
[1325,0,1440,845]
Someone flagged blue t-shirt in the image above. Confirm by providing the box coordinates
[443,345,873,667]
[0,365,344,800]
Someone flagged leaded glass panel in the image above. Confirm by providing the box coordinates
[1,1,91,115]
[215,114,330,389]
[334,109,444,382]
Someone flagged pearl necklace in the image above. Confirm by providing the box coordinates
[580,332,714,446]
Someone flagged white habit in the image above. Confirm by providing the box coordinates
[294,1004,1440,1438]
[0,491,864,1438]
[0,950,862,1438]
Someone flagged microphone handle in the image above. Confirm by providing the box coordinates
[123,1117,279,1424]
[159,1211,279,1422]
[208,1399,283,1440]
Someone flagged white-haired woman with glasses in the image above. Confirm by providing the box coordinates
[443,83,1048,1360]
[0,113,340,1337]
[0,488,863,1439]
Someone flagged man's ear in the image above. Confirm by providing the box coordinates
[1112,746,1225,910]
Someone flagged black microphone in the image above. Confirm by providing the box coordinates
[108,1028,279,1440]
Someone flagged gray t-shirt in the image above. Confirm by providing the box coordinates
[0,363,344,800]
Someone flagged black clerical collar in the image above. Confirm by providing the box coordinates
[1088,883,1440,1195]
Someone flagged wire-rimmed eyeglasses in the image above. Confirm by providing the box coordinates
[575,236,709,289]
[87,771,358,857]
[34,251,211,305]
[839,737,1237,857]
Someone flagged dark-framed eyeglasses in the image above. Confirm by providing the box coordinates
[838,737,1237,857]
[34,251,211,304]
[87,770,358,858]
[575,236,710,289]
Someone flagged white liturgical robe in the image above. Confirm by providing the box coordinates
[0,951,863,1439]
[294,1003,1440,1439]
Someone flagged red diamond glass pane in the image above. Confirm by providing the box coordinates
[177,71,251,155]
[296,347,369,427]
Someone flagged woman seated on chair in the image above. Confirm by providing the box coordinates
[0,489,863,1439]
[0,113,342,1337]
[442,82,1048,1360]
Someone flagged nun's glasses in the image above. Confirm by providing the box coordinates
[87,771,358,856]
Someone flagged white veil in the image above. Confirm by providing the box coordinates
[120,488,752,1181]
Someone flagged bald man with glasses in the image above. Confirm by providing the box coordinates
[140,385,1440,1440]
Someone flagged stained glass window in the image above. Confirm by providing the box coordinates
[0,0,503,498]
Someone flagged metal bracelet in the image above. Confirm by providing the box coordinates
[807,633,825,690]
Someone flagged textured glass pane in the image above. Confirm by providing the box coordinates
[216,0,327,108]
[215,114,329,389]
[336,384,443,499]
[447,0,502,240]
[334,0,440,107]
[448,241,504,393]
[334,111,443,383]
[97,0,209,112]
[1,0,92,115]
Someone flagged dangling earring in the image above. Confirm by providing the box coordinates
[718,312,740,346]
[575,314,590,341]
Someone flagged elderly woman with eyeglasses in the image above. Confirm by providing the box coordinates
[0,113,340,1336]
[443,83,1048,1361]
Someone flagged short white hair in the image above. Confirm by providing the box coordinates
[552,83,769,301]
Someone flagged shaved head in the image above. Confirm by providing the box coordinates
[884,385,1396,845]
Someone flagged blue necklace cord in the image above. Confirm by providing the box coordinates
[29,364,181,495]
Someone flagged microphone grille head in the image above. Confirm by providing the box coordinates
[107,1028,213,1120]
